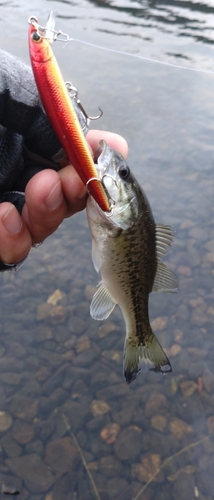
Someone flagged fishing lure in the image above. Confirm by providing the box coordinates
[28,14,110,212]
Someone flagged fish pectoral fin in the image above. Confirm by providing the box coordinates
[91,238,101,272]
[152,261,178,293]
[155,224,175,259]
[90,281,116,320]
[123,332,171,384]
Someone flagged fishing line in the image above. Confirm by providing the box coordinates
[33,15,214,76]
[67,37,214,76]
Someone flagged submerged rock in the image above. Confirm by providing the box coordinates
[12,420,35,445]
[0,411,13,432]
[207,415,214,435]
[1,434,22,458]
[114,426,142,461]
[97,322,119,338]
[151,316,168,331]
[47,289,66,306]
[179,380,198,397]
[5,454,54,493]
[90,400,111,417]
[0,474,22,496]
[105,476,129,499]
[51,473,76,500]
[100,423,120,444]
[99,455,122,477]
[45,437,79,478]
[37,303,67,324]
[145,394,168,418]
[177,265,192,277]
[132,453,164,483]
[170,417,193,440]
[151,414,167,432]
[172,470,195,500]
[76,335,91,353]
[164,344,181,358]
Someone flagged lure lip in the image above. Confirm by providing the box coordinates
[28,17,110,213]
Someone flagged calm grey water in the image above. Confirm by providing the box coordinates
[0,1,214,499]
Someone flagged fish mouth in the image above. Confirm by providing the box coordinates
[94,140,113,178]
[102,174,118,204]
[94,139,110,169]
[94,140,117,210]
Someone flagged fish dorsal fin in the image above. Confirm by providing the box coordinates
[152,261,178,293]
[90,281,117,320]
[156,224,175,259]
[91,237,101,272]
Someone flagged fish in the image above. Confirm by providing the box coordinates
[86,140,178,383]
[28,14,109,213]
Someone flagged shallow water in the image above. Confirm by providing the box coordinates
[0,1,214,499]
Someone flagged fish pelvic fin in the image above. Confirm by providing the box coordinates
[123,330,171,384]
[90,281,116,320]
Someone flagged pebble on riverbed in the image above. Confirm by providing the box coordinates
[97,321,119,338]
[179,380,198,397]
[45,437,80,478]
[151,414,167,432]
[114,426,142,461]
[0,411,13,432]
[5,454,55,493]
[100,423,120,444]
[145,394,169,417]
[132,453,164,483]
[169,418,193,440]
[90,399,111,416]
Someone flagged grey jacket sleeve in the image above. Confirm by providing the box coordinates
[0,50,63,271]
[0,50,61,159]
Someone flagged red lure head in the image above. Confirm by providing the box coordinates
[28,23,53,64]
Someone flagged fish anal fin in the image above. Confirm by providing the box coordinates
[152,261,178,293]
[123,332,171,384]
[90,281,116,320]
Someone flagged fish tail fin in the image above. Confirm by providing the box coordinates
[123,328,171,384]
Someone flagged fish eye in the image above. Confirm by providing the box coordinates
[118,164,130,180]
[31,31,42,43]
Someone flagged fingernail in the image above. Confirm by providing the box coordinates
[45,180,63,210]
[3,206,22,234]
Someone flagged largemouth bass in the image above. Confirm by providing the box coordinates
[86,141,178,383]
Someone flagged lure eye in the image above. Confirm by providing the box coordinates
[31,31,41,43]
[118,164,130,180]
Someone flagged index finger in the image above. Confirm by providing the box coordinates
[86,130,128,159]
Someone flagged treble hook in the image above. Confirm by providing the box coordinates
[65,81,103,123]
[86,175,116,212]
[102,173,118,207]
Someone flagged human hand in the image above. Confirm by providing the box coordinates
[0,130,128,267]
[0,49,128,269]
